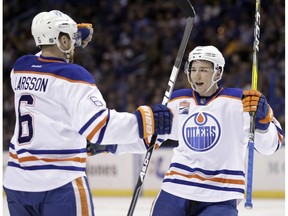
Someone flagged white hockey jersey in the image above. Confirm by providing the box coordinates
[154,87,283,202]
[116,87,284,202]
[4,54,146,192]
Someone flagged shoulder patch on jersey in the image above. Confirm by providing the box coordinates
[170,89,193,101]
[218,88,243,99]
[179,100,190,115]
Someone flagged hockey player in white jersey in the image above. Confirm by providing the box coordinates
[147,46,283,216]
[3,10,173,216]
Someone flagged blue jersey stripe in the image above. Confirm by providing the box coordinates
[170,163,245,176]
[9,143,15,150]
[170,89,193,101]
[8,161,86,171]
[10,143,86,155]
[163,178,245,194]
[169,88,243,102]
[96,109,110,144]
[275,124,283,136]
[218,88,243,99]
[16,148,87,155]
[79,109,106,135]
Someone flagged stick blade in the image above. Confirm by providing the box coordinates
[244,202,253,209]
[174,0,195,18]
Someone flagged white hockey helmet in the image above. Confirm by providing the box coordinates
[31,10,80,47]
[185,46,225,94]
[186,45,225,73]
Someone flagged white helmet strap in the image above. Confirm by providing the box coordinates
[203,71,219,94]
[186,66,222,94]
[56,36,75,63]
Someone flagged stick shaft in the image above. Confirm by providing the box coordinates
[251,0,260,91]
[127,4,195,215]
[245,0,261,209]
[162,17,194,106]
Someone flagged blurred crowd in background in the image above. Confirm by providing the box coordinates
[3,0,285,150]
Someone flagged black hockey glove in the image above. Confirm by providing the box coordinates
[87,143,117,156]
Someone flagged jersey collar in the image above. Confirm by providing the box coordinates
[193,86,223,105]
[39,55,67,63]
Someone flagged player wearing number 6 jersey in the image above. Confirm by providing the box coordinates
[3,10,173,216]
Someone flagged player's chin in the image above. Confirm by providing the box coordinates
[195,84,205,93]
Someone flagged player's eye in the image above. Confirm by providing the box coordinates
[199,68,209,73]
[190,68,210,73]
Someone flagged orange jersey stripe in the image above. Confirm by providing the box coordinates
[165,170,245,185]
[38,57,65,63]
[278,132,284,143]
[76,177,89,216]
[87,114,108,141]
[217,95,241,100]
[9,152,86,163]
[169,95,192,103]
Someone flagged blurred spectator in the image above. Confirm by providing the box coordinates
[3,0,285,150]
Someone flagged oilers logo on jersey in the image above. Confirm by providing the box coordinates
[182,112,221,152]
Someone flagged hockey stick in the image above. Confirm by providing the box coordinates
[127,1,195,215]
[244,0,261,210]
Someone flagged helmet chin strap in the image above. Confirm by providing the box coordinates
[56,40,75,63]
[187,69,222,95]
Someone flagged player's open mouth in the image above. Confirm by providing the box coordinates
[195,82,203,86]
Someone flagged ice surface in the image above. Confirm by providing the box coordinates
[2,196,285,216]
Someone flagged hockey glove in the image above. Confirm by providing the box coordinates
[77,23,93,48]
[242,90,274,130]
[87,143,117,156]
[134,104,173,139]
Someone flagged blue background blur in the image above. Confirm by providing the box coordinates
[3,0,285,149]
